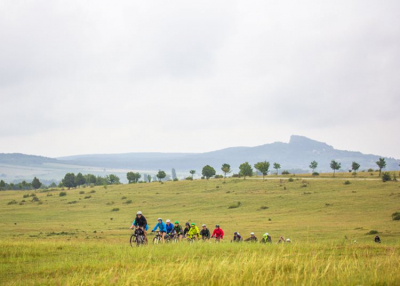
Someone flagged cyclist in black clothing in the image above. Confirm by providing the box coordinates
[172,221,183,241]
[183,222,190,238]
[232,232,242,242]
[131,211,148,241]
[200,224,211,240]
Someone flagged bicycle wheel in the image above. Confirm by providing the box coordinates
[130,235,137,247]
[153,236,160,244]
[136,235,144,247]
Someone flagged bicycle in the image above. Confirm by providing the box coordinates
[130,228,147,247]
[153,231,163,244]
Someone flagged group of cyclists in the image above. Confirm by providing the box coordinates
[130,211,291,244]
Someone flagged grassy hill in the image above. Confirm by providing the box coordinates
[1,175,399,285]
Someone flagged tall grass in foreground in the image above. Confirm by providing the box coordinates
[1,240,399,285]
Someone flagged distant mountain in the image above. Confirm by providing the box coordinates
[57,135,400,173]
[1,136,399,183]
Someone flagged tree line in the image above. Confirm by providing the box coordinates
[0,157,395,191]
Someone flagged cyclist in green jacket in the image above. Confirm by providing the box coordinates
[172,221,183,241]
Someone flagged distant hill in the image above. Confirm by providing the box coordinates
[57,135,400,174]
[1,135,399,182]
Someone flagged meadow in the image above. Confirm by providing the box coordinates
[1,174,399,285]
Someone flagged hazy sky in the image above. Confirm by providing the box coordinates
[1,1,399,158]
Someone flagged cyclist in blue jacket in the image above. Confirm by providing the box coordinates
[152,218,167,243]
[165,219,174,235]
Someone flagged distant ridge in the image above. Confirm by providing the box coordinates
[1,135,399,182]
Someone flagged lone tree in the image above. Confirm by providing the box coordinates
[309,160,318,173]
[147,175,152,183]
[190,170,196,179]
[239,162,253,179]
[221,163,231,179]
[127,172,141,184]
[254,161,270,180]
[75,172,86,187]
[330,160,341,177]
[156,170,167,182]
[106,174,120,185]
[273,163,281,175]
[351,162,361,175]
[31,177,42,190]
[202,165,216,180]
[376,158,386,177]
[0,179,5,190]
[62,173,76,189]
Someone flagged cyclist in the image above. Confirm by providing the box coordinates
[130,211,148,241]
[232,232,243,242]
[260,233,272,243]
[187,223,200,241]
[152,218,167,243]
[172,221,183,241]
[277,236,285,243]
[200,224,211,240]
[244,232,258,242]
[165,219,174,237]
[183,222,191,238]
[211,224,224,242]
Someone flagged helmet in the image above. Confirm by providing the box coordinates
[175,221,179,224]
[250,232,255,235]
[234,232,238,235]
[286,238,291,242]
[157,218,162,221]
[137,211,142,215]
[264,233,269,236]
[215,224,220,227]
[191,223,195,226]
[185,222,190,226]
[202,224,206,227]
[166,219,171,223]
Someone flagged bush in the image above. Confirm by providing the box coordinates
[173,178,179,181]
[31,196,40,202]
[46,193,53,197]
[232,174,240,178]
[312,172,319,176]
[79,191,85,194]
[23,194,29,198]
[185,176,193,180]
[84,195,91,199]
[111,208,120,212]
[121,196,127,200]
[260,206,269,210]
[228,202,241,209]
[7,200,18,205]
[214,175,223,179]
[288,178,294,182]
[281,170,290,175]
[344,181,351,185]
[392,212,400,221]
[90,190,96,193]
[68,201,78,204]
[106,202,114,205]
[382,172,392,182]
[59,192,67,197]
[367,168,374,172]
[125,200,132,204]
[366,230,379,235]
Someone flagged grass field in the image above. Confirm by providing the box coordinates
[1,174,400,285]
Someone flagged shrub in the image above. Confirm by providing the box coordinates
[392,212,400,221]
[121,196,127,200]
[79,191,85,194]
[232,174,240,178]
[214,175,223,179]
[46,193,53,197]
[106,201,114,205]
[344,181,351,185]
[111,208,120,212]
[368,168,374,172]
[312,172,319,176]
[288,178,294,182]
[366,230,379,235]
[228,202,241,209]
[125,200,132,204]
[260,206,269,210]
[281,170,290,175]
[59,192,67,197]
[84,195,91,199]
[301,184,308,188]
[68,201,78,204]
[173,178,179,181]
[31,196,40,202]
[90,190,96,193]
[23,194,29,198]
[7,200,18,205]
[185,176,193,180]
[382,172,392,182]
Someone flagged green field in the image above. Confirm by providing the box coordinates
[1,175,400,285]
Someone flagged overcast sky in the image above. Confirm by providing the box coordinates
[1,0,399,159]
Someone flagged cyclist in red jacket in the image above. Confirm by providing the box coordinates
[211,224,224,242]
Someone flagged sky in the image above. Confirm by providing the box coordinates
[1,0,399,159]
